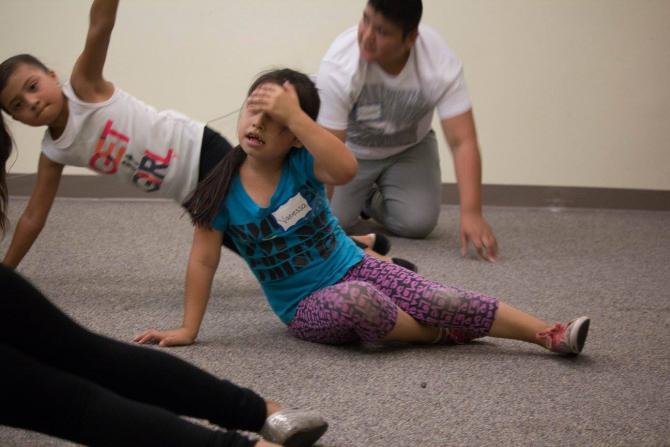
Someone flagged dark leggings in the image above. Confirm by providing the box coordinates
[0,265,265,447]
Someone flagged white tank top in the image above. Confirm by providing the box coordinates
[42,82,204,203]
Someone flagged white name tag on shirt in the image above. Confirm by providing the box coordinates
[272,192,312,230]
[356,104,382,122]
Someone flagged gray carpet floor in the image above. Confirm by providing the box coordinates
[1,197,669,446]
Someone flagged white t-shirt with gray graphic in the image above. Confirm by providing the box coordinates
[317,24,471,160]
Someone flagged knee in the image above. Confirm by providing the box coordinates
[386,211,439,238]
[337,281,388,323]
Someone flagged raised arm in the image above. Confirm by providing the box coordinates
[135,226,222,347]
[70,0,119,102]
[322,128,348,199]
[247,82,357,185]
[291,113,357,185]
[2,154,63,269]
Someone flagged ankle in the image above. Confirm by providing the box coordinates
[430,327,445,344]
[536,323,564,350]
[265,400,282,418]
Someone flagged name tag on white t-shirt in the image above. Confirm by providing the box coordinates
[356,104,382,122]
[273,192,312,230]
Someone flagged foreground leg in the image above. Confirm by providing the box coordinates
[0,266,266,432]
[0,266,327,445]
[0,343,257,447]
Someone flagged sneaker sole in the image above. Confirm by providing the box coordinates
[573,317,591,353]
[283,422,328,447]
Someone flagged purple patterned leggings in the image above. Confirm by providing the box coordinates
[288,255,499,345]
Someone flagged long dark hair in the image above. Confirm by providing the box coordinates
[184,68,321,228]
[0,113,11,235]
[0,54,50,235]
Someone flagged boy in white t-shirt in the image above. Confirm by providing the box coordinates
[317,0,499,262]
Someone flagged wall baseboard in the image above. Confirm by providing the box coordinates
[7,174,670,210]
[442,184,669,211]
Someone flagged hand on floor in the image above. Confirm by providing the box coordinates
[460,212,498,262]
[134,326,196,347]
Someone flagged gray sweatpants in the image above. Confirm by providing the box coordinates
[331,130,442,238]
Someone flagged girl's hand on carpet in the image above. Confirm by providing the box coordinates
[134,327,196,347]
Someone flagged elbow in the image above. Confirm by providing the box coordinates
[19,212,46,235]
[333,157,358,185]
[88,21,115,40]
[191,250,221,272]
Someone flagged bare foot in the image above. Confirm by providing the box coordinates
[265,399,282,417]
[351,233,375,248]
[255,440,282,447]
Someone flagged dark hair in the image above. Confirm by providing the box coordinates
[0,54,49,235]
[249,68,320,122]
[0,113,11,235]
[368,0,422,38]
[184,68,320,228]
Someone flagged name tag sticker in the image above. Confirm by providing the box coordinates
[273,193,312,230]
[356,104,382,122]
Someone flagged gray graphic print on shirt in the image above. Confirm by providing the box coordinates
[347,84,432,148]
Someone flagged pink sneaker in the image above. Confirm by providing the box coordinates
[537,316,590,355]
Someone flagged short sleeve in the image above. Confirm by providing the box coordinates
[211,206,229,232]
[435,65,472,120]
[316,60,353,131]
[415,25,472,120]
[288,148,318,185]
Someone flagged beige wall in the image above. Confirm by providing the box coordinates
[2,0,669,190]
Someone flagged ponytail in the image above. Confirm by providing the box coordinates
[0,113,12,235]
[184,146,247,228]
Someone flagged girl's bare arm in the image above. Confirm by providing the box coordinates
[2,154,63,268]
[70,0,119,102]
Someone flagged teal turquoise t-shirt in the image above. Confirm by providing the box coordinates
[212,148,364,324]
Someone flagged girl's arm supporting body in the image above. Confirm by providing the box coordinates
[2,0,118,269]
[135,226,223,347]
[2,155,63,268]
